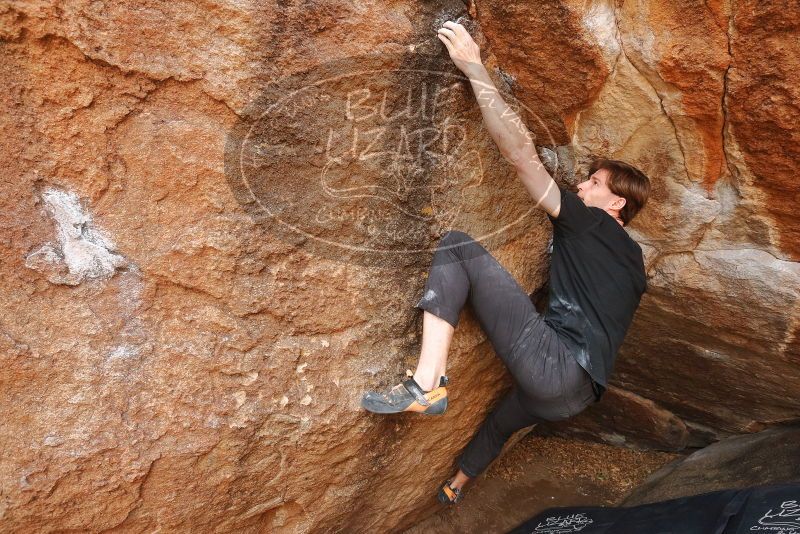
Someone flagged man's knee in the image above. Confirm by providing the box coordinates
[434,230,488,266]
[440,230,475,249]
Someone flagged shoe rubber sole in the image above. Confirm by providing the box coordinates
[361,387,448,415]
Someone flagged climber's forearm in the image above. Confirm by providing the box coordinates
[465,63,538,166]
[464,62,559,214]
[436,21,558,212]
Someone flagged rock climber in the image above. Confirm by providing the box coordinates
[361,20,651,505]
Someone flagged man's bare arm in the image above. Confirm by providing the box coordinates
[464,64,561,217]
[437,21,561,218]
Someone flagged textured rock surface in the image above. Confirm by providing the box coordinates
[532,386,690,451]
[407,434,684,534]
[621,425,800,506]
[1,0,798,532]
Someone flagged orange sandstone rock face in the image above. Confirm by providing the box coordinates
[725,1,800,260]
[472,0,612,144]
[1,1,798,532]
[0,1,549,531]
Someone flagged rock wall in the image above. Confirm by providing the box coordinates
[622,425,800,506]
[1,0,798,532]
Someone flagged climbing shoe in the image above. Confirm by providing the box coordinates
[437,479,463,505]
[361,370,449,415]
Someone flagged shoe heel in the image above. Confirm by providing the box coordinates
[423,396,448,415]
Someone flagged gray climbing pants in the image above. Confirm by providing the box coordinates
[414,230,598,478]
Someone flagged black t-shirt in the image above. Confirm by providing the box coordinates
[544,187,647,399]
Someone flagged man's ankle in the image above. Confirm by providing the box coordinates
[412,373,439,392]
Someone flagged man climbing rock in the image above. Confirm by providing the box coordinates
[361,20,651,505]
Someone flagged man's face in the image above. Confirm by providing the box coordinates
[577,168,625,212]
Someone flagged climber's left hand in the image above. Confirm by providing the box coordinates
[437,21,482,77]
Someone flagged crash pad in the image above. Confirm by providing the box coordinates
[506,482,800,534]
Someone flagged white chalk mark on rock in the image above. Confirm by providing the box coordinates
[25,187,126,285]
[108,344,141,359]
[43,435,63,447]
[581,3,621,58]
[241,371,259,385]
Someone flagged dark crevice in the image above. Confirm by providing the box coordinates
[720,0,740,198]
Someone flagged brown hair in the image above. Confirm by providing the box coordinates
[588,157,651,226]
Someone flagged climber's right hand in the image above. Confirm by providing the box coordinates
[436,21,483,78]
